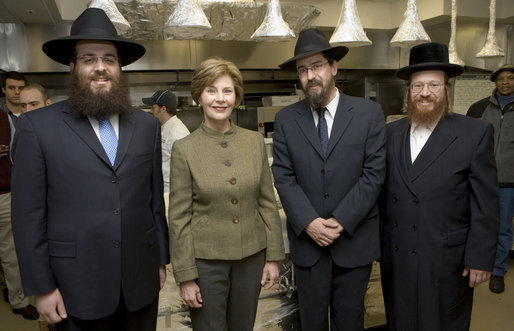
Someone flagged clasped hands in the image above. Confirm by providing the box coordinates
[305,217,343,247]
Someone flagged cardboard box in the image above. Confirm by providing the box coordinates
[262,95,300,107]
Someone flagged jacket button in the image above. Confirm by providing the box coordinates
[111,176,117,183]
[231,199,238,205]
[393,197,398,202]
[224,160,232,167]
[410,250,417,256]
[413,199,419,204]
[113,241,120,248]
[324,193,329,199]
[394,222,398,227]
[232,217,239,224]
[221,141,228,148]
[411,225,417,231]
[113,209,120,215]
[229,178,237,185]
[394,245,399,251]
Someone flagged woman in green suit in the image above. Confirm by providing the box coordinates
[169,57,285,331]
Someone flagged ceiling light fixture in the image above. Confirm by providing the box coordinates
[89,0,131,34]
[476,0,504,58]
[448,0,464,65]
[164,0,212,39]
[329,0,371,47]
[390,0,430,47]
[250,0,295,42]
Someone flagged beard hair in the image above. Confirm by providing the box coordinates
[68,69,132,120]
[406,92,449,126]
[302,78,331,110]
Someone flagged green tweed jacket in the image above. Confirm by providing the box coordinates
[169,122,285,283]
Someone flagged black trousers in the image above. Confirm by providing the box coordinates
[56,292,159,331]
[294,249,372,331]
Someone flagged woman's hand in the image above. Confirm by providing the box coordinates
[261,261,280,290]
[180,280,203,308]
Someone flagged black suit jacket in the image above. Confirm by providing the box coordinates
[11,101,170,319]
[272,92,386,268]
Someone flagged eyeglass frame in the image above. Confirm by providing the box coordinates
[296,60,329,77]
[409,81,446,94]
[75,54,119,66]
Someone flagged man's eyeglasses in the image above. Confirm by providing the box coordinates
[75,55,119,66]
[410,82,444,93]
[297,61,328,77]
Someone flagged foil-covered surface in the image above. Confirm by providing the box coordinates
[476,0,505,58]
[250,0,295,42]
[390,0,431,47]
[164,0,212,39]
[329,0,371,48]
[115,1,319,41]
[90,0,131,34]
[448,0,464,65]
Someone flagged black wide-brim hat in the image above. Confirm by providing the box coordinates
[396,42,463,80]
[42,8,145,67]
[279,28,349,71]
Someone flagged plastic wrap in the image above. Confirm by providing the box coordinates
[250,0,295,42]
[164,0,212,39]
[90,0,131,34]
[448,0,464,65]
[329,0,371,48]
[390,0,430,47]
[476,0,505,58]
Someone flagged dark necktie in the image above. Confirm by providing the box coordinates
[317,107,329,156]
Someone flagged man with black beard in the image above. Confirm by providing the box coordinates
[10,8,169,331]
[379,42,499,331]
[272,28,386,330]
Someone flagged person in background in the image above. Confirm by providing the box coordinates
[272,28,386,330]
[169,57,285,331]
[467,64,514,294]
[380,42,499,331]
[20,83,52,112]
[0,107,39,320]
[11,8,169,330]
[1,71,27,118]
[142,89,189,194]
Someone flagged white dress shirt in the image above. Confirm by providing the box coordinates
[410,122,436,163]
[311,89,340,138]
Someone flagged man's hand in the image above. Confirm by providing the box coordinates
[35,288,67,324]
[463,266,491,288]
[261,261,280,290]
[180,280,203,308]
[159,265,166,289]
[305,217,343,247]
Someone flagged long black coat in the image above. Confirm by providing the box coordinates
[380,114,499,331]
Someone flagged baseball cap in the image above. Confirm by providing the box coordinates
[142,90,177,109]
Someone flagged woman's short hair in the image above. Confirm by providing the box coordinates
[190,57,244,107]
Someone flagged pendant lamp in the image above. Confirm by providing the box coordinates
[164,0,212,39]
[329,0,371,47]
[250,0,295,41]
[390,0,430,47]
[476,0,504,58]
[448,0,464,65]
[89,0,131,34]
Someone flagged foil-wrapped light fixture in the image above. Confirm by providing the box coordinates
[449,0,464,65]
[164,0,212,39]
[476,0,504,58]
[329,0,371,47]
[250,0,295,41]
[89,0,131,34]
[390,0,430,47]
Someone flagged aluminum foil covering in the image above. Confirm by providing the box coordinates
[164,0,212,39]
[390,0,431,47]
[90,0,131,34]
[115,1,319,41]
[448,0,464,65]
[250,0,295,42]
[476,0,504,58]
[329,0,371,48]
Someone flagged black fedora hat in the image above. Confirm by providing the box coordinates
[490,64,514,82]
[42,8,145,67]
[396,42,463,80]
[279,28,349,71]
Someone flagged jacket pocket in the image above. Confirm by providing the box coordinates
[447,228,468,247]
[48,240,76,258]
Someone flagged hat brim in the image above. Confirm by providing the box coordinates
[42,35,146,67]
[279,45,349,71]
[491,67,514,82]
[141,97,153,105]
[396,62,463,80]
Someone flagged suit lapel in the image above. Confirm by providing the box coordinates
[391,119,418,197]
[326,93,353,158]
[294,102,325,158]
[114,112,135,171]
[409,116,457,182]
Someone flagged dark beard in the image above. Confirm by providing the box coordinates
[407,94,448,126]
[68,70,132,120]
[302,78,331,110]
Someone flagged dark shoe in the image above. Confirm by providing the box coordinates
[2,287,8,303]
[12,304,40,320]
[489,275,505,293]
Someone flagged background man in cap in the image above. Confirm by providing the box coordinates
[142,89,189,195]
[11,8,169,330]
[467,64,514,294]
[272,28,386,330]
[20,83,52,112]
[380,42,499,330]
